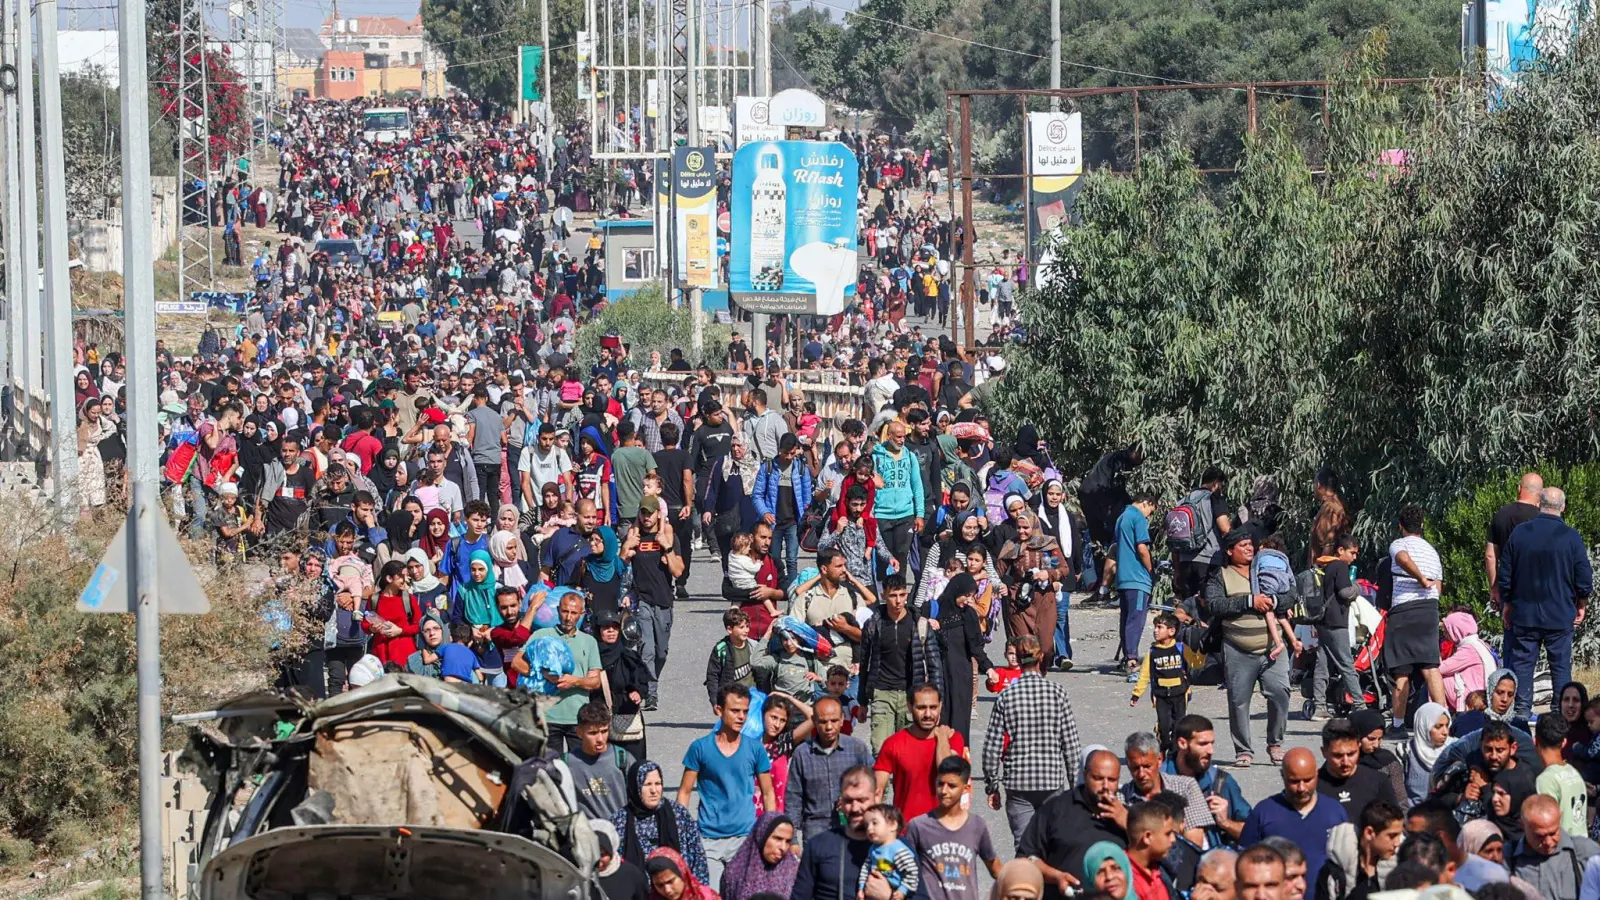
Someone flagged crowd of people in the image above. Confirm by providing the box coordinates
[65,94,1600,900]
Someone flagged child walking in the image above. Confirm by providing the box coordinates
[1129,612,1192,755]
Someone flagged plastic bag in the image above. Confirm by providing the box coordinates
[521,636,576,695]
[709,686,769,739]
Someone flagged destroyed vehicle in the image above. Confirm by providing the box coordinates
[180,674,601,900]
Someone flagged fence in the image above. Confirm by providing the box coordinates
[638,369,870,446]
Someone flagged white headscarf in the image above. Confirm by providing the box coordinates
[404,547,441,592]
[1411,702,1451,770]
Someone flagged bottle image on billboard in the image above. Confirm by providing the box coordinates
[749,151,786,290]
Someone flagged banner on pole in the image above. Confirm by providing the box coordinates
[1025,111,1083,266]
[734,96,783,146]
[520,46,544,101]
[672,146,717,288]
[729,140,859,314]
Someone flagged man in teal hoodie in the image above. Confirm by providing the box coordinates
[872,420,925,580]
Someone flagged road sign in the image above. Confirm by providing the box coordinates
[520,46,544,101]
[78,509,211,614]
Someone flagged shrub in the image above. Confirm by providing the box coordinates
[573,285,732,374]
[1426,463,1600,664]
[0,502,289,855]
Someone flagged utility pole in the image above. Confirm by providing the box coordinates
[115,0,165,891]
[16,0,40,408]
[37,0,79,522]
[540,0,553,161]
[685,0,702,358]
[1049,0,1061,111]
[749,0,771,364]
[0,2,19,423]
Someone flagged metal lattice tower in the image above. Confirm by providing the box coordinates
[235,0,278,159]
[177,0,215,298]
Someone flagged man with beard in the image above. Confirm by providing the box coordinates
[1162,715,1251,848]
[793,766,921,900]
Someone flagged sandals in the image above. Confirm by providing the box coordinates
[1268,745,1286,765]
[1232,753,1253,769]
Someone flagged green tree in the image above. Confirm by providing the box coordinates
[422,0,584,113]
[990,30,1600,562]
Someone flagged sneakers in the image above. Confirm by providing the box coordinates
[1055,658,1075,673]
[675,585,690,601]
[643,695,659,712]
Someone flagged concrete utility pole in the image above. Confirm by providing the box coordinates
[686,0,703,358]
[16,0,40,406]
[37,0,80,521]
[1049,0,1061,111]
[541,0,553,161]
[750,0,772,362]
[0,3,19,409]
[115,0,166,890]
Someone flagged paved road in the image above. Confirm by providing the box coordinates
[644,544,1332,891]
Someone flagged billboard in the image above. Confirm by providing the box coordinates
[1025,111,1083,264]
[1475,0,1589,96]
[519,46,543,101]
[735,96,785,146]
[730,140,859,314]
[673,146,717,288]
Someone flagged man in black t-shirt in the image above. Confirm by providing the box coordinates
[654,422,695,598]
[1316,718,1398,820]
[1487,471,1543,611]
[1309,534,1367,720]
[264,436,316,537]
[727,332,751,372]
[622,495,686,710]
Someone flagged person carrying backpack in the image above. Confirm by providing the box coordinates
[1307,533,1370,720]
[1166,467,1231,600]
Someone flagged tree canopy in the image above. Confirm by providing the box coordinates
[422,0,584,116]
[988,33,1600,553]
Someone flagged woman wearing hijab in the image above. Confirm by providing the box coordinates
[1012,423,1052,472]
[1406,702,1452,805]
[369,446,403,508]
[404,548,446,613]
[237,417,280,503]
[73,368,100,409]
[579,526,624,609]
[931,573,995,741]
[703,438,762,566]
[1082,841,1132,900]
[990,859,1044,900]
[717,812,798,900]
[419,508,452,572]
[376,509,419,568]
[610,760,709,884]
[1440,609,1495,712]
[1350,709,1407,808]
[489,529,531,591]
[917,511,1000,609]
[596,610,651,759]
[593,820,651,900]
[997,512,1068,672]
[1490,764,1538,843]
[453,550,499,627]
[576,429,614,524]
[1455,820,1511,892]
[646,848,719,900]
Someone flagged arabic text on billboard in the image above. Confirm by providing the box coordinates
[730,140,859,315]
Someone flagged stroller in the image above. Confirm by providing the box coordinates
[1295,579,1389,717]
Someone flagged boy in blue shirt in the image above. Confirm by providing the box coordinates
[678,683,775,886]
[1114,495,1158,679]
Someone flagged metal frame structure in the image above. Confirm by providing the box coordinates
[178,0,216,298]
[941,78,1443,348]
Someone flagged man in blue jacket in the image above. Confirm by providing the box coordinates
[791,765,925,900]
[1497,486,1593,717]
[755,433,814,587]
[872,421,925,580]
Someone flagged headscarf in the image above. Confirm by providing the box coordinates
[1351,709,1401,771]
[1411,702,1451,770]
[369,445,400,497]
[942,509,987,560]
[419,508,451,558]
[581,423,612,457]
[1492,766,1536,841]
[587,526,622,583]
[646,847,714,900]
[1486,668,1518,720]
[931,572,978,623]
[384,509,417,554]
[717,812,798,900]
[1012,423,1049,470]
[731,443,760,494]
[1035,478,1073,559]
[489,529,529,590]
[622,761,680,875]
[455,549,498,627]
[1082,841,1132,894]
[1459,818,1503,858]
[592,819,624,877]
[404,547,441,592]
[989,859,1044,900]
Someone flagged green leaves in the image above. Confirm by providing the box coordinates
[991,30,1600,569]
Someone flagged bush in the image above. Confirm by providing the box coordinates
[1426,463,1600,664]
[0,502,289,856]
[573,285,732,374]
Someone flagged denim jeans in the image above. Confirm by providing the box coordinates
[1119,588,1151,661]
[1312,622,1365,712]
[1222,642,1289,758]
[1506,624,1573,718]
[1054,591,1073,661]
[774,522,799,588]
[636,602,674,695]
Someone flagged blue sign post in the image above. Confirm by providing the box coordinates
[729,140,859,315]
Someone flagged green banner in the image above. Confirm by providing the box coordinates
[520,46,544,101]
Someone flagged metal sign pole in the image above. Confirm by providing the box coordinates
[116,0,165,888]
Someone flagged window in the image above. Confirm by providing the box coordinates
[623,248,655,281]
[378,41,389,48]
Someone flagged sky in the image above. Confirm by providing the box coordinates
[57,0,421,34]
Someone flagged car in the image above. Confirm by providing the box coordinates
[183,675,602,900]
[314,239,361,267]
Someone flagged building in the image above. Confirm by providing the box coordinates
[315,15,446,98]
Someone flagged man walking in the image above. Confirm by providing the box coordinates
[622,495,685,711]
[1498,486,1592,718]
[858,576,943,752]
[786,696,875,842]
[1240,748,1346,882]
[873,684,964,822]
[981,635,1083,839]
[872,421,925,578]
[1162,715,1251,849]
[678,683,775,886]
[1114,494,1158,678]
[754,433,813,587]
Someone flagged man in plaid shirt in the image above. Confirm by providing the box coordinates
[981,635,1083,838]
[1118,730,1215,847]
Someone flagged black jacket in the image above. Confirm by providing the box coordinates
[857,608,944,707]
[791,827,927,900]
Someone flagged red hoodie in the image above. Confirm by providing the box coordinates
[362,593,423,666]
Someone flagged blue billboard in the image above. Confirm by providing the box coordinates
[729,140,859,315]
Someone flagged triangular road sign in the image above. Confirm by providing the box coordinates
[77,510,212,614]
